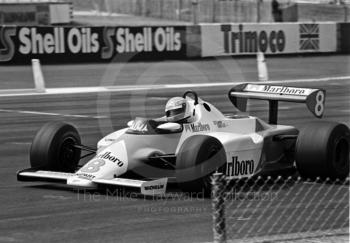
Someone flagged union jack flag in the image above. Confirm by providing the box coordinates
[299,24,319,51]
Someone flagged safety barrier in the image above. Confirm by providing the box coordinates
[0,22,349,63]
[211,173,349,243]
[339,22,350,53]
[0,25,190,63]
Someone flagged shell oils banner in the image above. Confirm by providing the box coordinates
[200,23,337,57]
[0,26,187,63]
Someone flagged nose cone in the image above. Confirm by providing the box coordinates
[78,140,129,180]
[67,176,97,189]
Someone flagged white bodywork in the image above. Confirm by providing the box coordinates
[18,84,325,195]
[94,96,294,180]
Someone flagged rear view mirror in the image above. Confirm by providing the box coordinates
[156,123,182,132]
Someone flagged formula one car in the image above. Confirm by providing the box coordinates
[17,84,350,195]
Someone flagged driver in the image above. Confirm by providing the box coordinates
[165,97,195,123]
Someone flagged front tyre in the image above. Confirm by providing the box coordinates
[30,122,81,172]
[176,135,226,195]
[295,122,350,180]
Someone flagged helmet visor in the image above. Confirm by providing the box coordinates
[166,104,186,118]
[166,107,184,118]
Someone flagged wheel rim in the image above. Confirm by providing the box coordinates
[59,137,79,168]
[202,145,223,190]
[333,138,349,173]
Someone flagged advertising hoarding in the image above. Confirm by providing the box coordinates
[0,26,187,63]
[201,23,337,57]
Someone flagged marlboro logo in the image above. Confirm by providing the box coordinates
[98,152,124,167]
[226,156,255,176]
[263,85,308,95]
[184,123,211,133]
[244,84,313,96]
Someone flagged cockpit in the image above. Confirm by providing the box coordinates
[126,91,201,135]
[126,117,183,135]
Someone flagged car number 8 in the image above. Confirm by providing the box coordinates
[315,91,325,117]
[80,159,105,173]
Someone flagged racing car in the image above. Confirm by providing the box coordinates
[17,84,350,195]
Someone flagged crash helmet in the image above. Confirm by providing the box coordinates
[165,97,193,122]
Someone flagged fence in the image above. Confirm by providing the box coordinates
[6,0,347,23]
[0,0,73,25]
[70,0,349,23]
[211,173,349,243]
[71,0,273,23]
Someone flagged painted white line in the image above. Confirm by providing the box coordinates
[43,195,72,200]
[0,89,37,94]
[6,142,31,146]
[0,76,349,97]
[149,97,169,101]
[74,11,130,17]
[0,109,107,119]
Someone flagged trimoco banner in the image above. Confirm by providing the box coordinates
[200,23,337,57]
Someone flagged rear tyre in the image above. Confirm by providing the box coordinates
[176,135,226,195]
[295,122,350,180]
[30,122,81,172]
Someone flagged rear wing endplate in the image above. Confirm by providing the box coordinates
[228,83,326,124]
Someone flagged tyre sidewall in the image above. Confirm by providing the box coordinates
[327,124,350,178]
[176,135,226,194]
[30,122,81,172]
[296,122,350,179]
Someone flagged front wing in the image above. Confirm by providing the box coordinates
[17,169,168,196]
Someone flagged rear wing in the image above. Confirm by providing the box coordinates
[228,83,326,124]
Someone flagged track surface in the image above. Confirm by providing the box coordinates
[0,56,349,243]
[0,55,349,89]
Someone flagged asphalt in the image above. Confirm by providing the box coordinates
[0,55,349,89]
[0,56,349,243]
